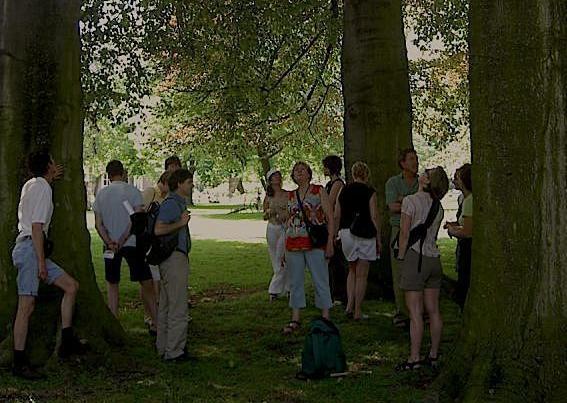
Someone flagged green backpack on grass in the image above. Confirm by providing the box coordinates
[299,317,347,379]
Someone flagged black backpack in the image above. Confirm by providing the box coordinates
[391,199,440,273]
[131,199,178,265]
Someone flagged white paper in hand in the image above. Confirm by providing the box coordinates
[122,200,135,216]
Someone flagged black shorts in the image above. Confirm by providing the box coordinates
[104,246,152,284]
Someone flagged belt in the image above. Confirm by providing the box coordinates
[17,235,32,242]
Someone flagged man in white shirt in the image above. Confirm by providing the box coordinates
[93,160,157,332]
[11,151,85,379]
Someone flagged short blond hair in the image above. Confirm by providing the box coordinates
[351,161,370,182]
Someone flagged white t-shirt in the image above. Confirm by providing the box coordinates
[93,181,143,247]
[17,177,53,241]
[401,191,444,257]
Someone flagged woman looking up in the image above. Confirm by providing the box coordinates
[396,166,449,370]
[263,169,289,301]
[282,162,334,334]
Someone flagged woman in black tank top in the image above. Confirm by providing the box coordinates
[336,162,382,321]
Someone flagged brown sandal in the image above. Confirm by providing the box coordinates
[282,320,301,335]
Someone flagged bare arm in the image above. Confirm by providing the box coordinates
[388,200,402,214]
[397,212,413,259]
[447,216,473,238]
[319,189,335,257]
[31,223,47,281]
[94,212,115,248]
[369,193,382,251]
[262,196,270,220]
[328,181,343,219]
[334,191,342,238]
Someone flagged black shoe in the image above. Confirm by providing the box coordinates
[164,351,197,363]
[59,335,89,359]
[13,364,45,380]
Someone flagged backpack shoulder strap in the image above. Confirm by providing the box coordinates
[423,199,441,229]
[416,199,441,273]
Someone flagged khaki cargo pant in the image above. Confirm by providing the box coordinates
[390,226,408,318]
[156,251,189,359]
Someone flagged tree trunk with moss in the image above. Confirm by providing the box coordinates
[436,1,567,401]
[341,0,413,296]
[0,0,123,366]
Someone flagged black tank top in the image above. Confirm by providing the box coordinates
[325,178,345,195]
[338,182,376,230]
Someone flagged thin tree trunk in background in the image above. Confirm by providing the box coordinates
[0,0,123,365]
[436,1,567,401]
[341,0,412,296]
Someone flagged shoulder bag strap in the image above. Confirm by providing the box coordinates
[417,199,441,273]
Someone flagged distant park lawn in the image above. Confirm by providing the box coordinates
[1,236,460,402]
[205,211,264,220]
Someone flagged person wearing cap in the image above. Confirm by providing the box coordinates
[263,168,290,301]
[93,160,157,333]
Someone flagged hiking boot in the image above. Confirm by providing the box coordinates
[58,335,89,359]
[13,364,45,380]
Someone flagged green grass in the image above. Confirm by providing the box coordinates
[190,204,247,210]
[205,212,264,220]
[1,236,461,402]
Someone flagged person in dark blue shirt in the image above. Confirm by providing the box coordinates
[154,169,193,361]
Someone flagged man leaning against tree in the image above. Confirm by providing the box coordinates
[12,151,86,380]
[385,148,419,328]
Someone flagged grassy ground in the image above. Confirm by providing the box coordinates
[205,212,264,220]
[1,237,460,402]
[191,204,251,210]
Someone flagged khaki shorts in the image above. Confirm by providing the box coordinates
[400,249,442,291]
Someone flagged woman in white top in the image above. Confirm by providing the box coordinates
[263,169,290,301]
[395,166,449,370]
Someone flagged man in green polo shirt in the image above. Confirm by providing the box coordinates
[385,148,419,327]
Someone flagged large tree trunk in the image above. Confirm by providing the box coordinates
[341,0,413,296]
[0,0,123,366]
[436,1,567,401]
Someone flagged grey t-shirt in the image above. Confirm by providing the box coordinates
[93,181,143,248]
[401,191,444,257]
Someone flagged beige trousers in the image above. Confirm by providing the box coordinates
[156,251,189,359]
[390,226,408,318]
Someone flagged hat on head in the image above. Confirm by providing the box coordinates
[265,168,280,181]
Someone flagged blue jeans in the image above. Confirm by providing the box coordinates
[286,249,332,310]
[12,239,65,296]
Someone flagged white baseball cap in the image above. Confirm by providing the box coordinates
[265,168,281,181]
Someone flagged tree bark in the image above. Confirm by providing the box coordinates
[436,1,567,401]
[341,0,413,296]
[0,0,123,366]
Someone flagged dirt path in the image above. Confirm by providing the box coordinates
[86,209,267,243]
[86,204,451,243]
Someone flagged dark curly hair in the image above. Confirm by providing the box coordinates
[28,150,52,177]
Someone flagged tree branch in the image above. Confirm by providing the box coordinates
[268,32,323,92]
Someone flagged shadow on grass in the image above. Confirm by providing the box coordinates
[0,237,463,402]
